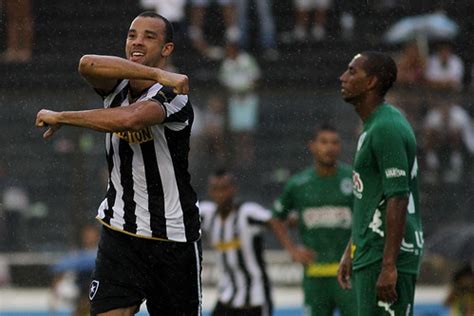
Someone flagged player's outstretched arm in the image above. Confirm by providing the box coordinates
[337,238,353,290]
[36,100,165,139]
[78,55,189,94]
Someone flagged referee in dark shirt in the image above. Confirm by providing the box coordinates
[36,12,201,315]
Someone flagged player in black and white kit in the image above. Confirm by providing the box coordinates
[200,170,273,316]
[36,12,201,316]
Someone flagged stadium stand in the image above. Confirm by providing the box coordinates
[0,0,473,292]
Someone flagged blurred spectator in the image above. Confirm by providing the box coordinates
[425,42,464,91]
[202,95,227,165]
[1,0,33,63]
[236,0,279,61]
[50,224,99,316]
[335,0,355,41]
[292,0,333,42]
[218,42,261,168]
[1,185,29,251]
[396,41,427,86]
[422,99,474,184]
[0,257,10,287]
[188,0,239,60]
[444,263,474,316]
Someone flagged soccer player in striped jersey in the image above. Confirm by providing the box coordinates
[200,169,273,316]
[36,12,202,316]
[337,52,423,316]
[271,126,356,316]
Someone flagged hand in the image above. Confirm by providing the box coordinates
[156,69,189,94]
[376,264,398,304]
[337,251,352,289]
[289,246,315,266]
[36,109,62,139]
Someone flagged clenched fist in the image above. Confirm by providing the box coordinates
[36,109,62,139]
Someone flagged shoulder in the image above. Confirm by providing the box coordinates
[287,168,313,187]
[199,200,217,215]
[240,201,267,213]
[371,105,416,145]
[239,202,270,217]
[239,202,272,223]
[450,54,464,65]
[147,84,189,106]
[372,105,409,131]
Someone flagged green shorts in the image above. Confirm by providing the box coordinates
[353,263,417,316]
[302,277,356,316]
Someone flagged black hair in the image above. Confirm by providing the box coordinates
[360,51,397,97]
[453,263,473,283]
[312,124,338,140]
[211,168,236,184]
[137,11,174,43]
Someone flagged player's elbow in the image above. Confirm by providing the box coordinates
[78,55,98,75]
[121,115,147,132]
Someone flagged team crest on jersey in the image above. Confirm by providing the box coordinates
[352,171,363,199]
[89,280,99,300]
[340,178,353,195]
[114,127,154,144]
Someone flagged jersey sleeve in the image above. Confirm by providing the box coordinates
[244,202,272,225]
[272,181,294,220]
[371,123,410,198]
[198,201,216,233]
[146,86,191,131]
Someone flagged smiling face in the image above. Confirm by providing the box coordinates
[339,54,372,104]
[125,16,173,67]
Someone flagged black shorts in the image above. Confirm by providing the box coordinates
[89,226,202,315]
[212,302,270,316]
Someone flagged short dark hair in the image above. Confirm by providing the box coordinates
[360,51,397,97]
[211,168,236,184]
[137,11,174,43]
[312,124,338,140]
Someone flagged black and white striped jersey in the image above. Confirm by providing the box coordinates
[200,201,273,311]
[95,79,200,242]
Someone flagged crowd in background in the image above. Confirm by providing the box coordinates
[0,0,473,306]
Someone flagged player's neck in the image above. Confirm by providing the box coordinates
[315,163,337,177]
[129,79,155,98]
[217,202,234,220]
[355,95,385,122]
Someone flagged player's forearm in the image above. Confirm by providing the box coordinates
[382,196,408,267]
[342,238,353,259]
[79,55,159,82]
[269,218,298,252]
[56,108,141,133]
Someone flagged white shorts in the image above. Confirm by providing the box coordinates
[191,0,233,6]
[294,0,332,10]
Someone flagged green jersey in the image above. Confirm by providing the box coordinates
[351,103,423,275]
[273,164,353,277]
